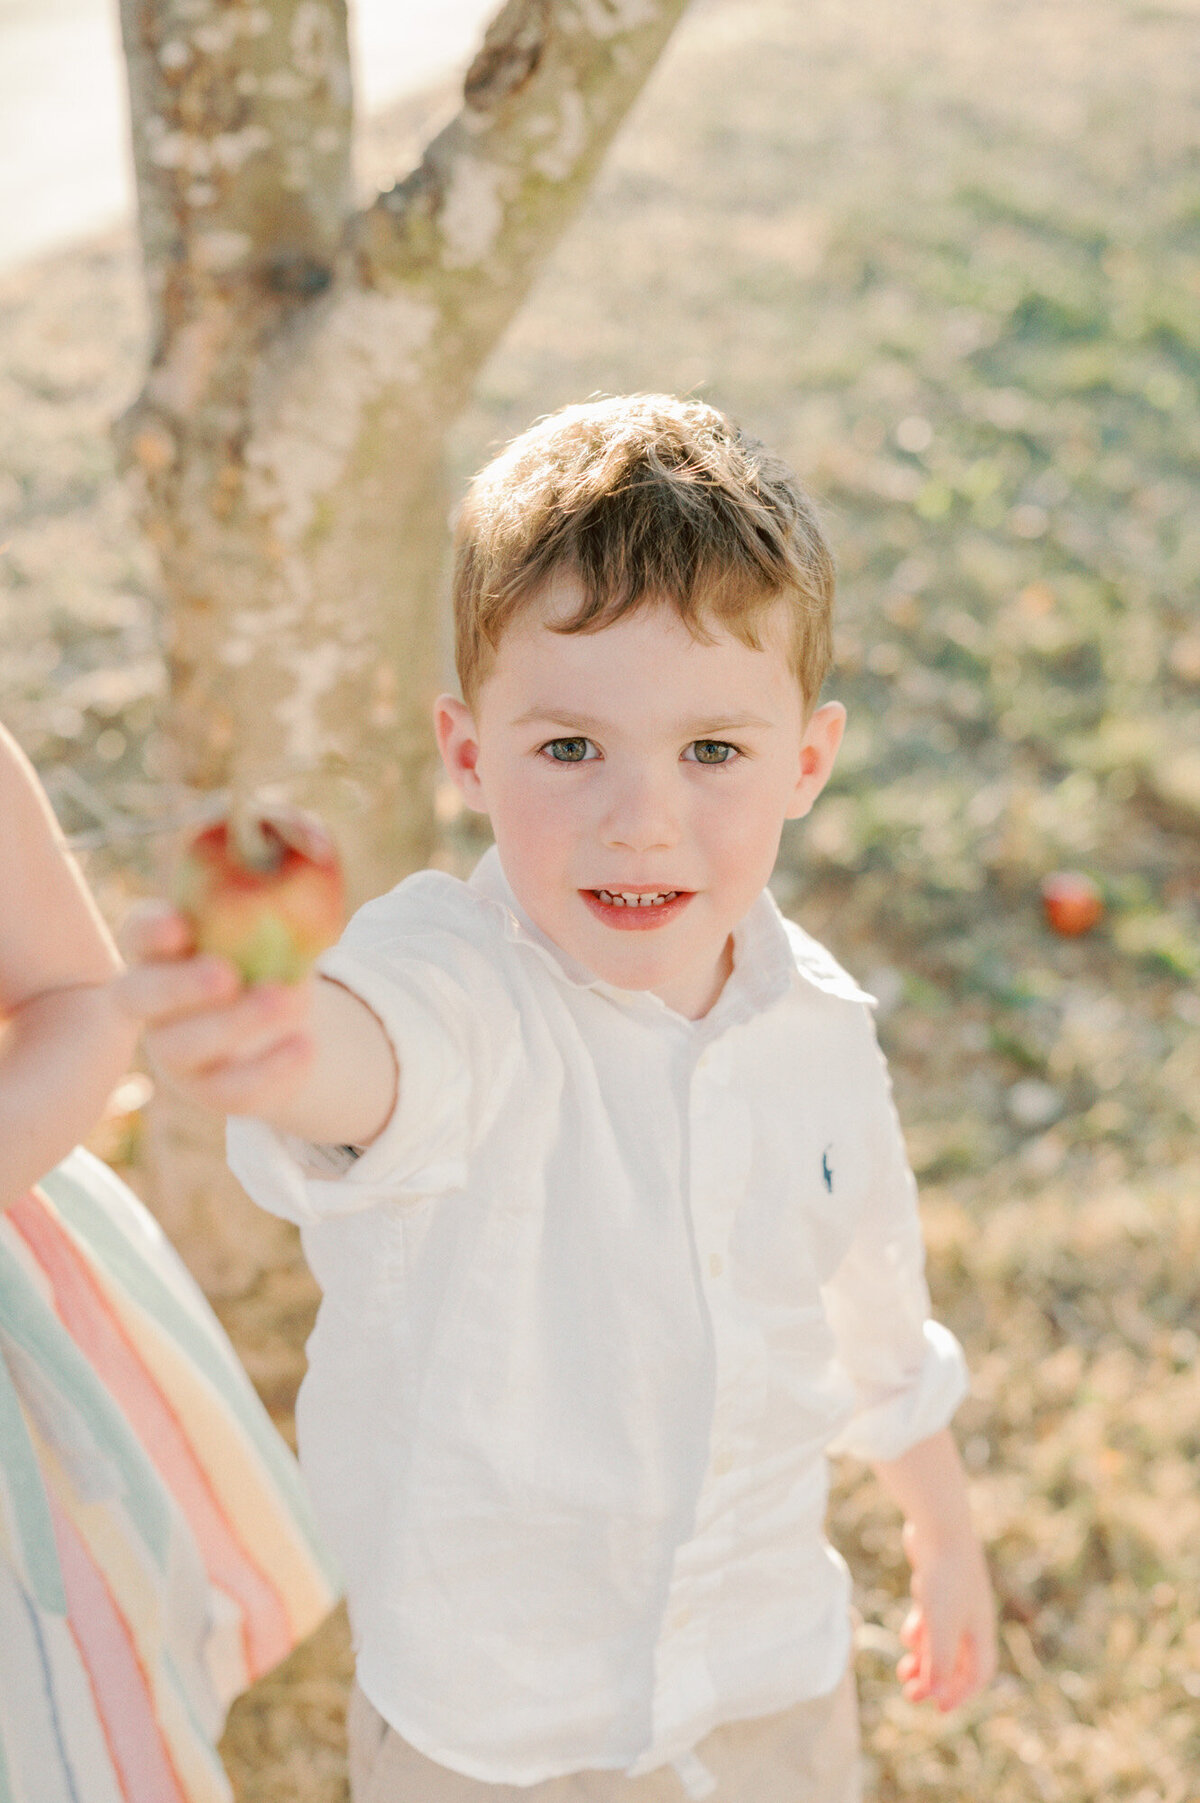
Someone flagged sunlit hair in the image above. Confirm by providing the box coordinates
[451,394,835,711]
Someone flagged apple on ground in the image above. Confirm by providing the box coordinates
[174,809,345,985]
[1040,871,1103,938]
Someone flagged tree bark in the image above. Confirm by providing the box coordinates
[117,0,692,1292]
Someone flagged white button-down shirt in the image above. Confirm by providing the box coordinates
[228,849,967,1786]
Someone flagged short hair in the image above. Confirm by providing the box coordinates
[451,394,835,710]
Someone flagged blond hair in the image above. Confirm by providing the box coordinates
[452,394,835,709]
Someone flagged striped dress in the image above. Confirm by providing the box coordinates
[0,1147,339,1803]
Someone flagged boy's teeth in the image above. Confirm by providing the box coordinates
[597,889,678,907]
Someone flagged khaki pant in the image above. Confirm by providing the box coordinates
[348,1668,861,1803]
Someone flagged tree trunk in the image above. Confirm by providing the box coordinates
[117,0,692,1292]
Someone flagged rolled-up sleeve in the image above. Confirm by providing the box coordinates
[227,884,520,1227]
[822,1016,968,1462]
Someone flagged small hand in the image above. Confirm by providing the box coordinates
[117,900,317,1117]
[896,1520,997,1712]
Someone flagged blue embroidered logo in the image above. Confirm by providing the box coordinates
[821,1147,834,1192]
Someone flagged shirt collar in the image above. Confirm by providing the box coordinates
[468,846,609,995]
[467,844,875,1024]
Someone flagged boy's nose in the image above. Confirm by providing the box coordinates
[600,773,680,853]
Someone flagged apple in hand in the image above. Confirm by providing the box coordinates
[1040,871,1103,937]
[174,808,345,984]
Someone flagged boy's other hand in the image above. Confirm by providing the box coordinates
[895,1519,997,1712]
[117,901,317,1118]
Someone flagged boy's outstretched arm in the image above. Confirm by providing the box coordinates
[118,904,398,1148]
[871,1427,997,1712]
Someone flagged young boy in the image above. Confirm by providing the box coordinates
[123,396,995,1802]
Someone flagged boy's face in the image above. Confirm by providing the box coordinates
[436,579,844,1019]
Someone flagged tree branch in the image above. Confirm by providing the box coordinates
[353,0,691,382]
[117,0,354,356]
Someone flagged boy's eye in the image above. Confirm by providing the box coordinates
[686,740,738,765]
[542,737,597,763]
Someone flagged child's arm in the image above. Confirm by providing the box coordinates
[0,725,138,1208]
[117,905,398,1147]
[871,1427,997,1712]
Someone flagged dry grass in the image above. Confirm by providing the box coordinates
[2,0,1199,1796]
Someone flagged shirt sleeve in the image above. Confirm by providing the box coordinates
[227,887,520,1227]
[822,1012,968,1462]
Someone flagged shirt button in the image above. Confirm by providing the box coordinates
[712,1449,734,1477]
[708,1252,725,1278]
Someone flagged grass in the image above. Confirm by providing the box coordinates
[2,0,1199,1796]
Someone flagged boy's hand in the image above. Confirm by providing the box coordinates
[895,1519,997,1712]
[118,901,397,1144]
[871,1427,997,1713]
[117,901,317,1118]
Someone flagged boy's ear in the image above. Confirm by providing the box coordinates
[433,695,489,814]
[785,700,846,821]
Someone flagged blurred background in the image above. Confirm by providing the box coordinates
[1,1,1198,1798]
[0,0,496,264]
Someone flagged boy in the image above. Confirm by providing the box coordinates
[123,396,995,1802]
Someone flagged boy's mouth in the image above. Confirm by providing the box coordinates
[581,888,694,931]
[596,889,678,907]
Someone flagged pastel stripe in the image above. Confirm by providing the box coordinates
[52,1491,190,1803]
[19,1590,129,1803]
[0,1155,337,1801]
[0,1342,64,1613]
[23,1473,230,1803]
[0,1549,122,1803]
[141,1656,233,1803]
[0,1597,76,1803]
[9,1194,293,1677]
[95,1287,334,1650]
[0,1239,170,1564]
[41,1156,332,1544]
[40,1153,335,1628]
[14,1591,79,1803]
[44,1433,232,1729]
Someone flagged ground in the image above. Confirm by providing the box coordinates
[1,0,1198,1797]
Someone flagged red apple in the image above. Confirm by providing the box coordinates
[174,808,345,984]
[1040,871,1103,938]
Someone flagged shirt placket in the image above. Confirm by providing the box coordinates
[641,1035,762,1766]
